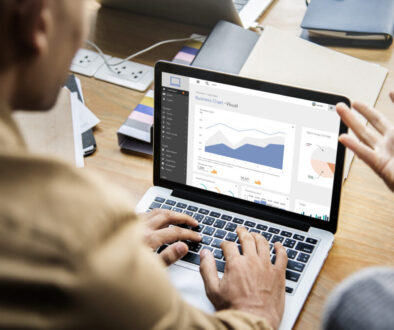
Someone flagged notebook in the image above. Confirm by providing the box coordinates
[301,0,394,48]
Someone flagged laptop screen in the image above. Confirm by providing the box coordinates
[159,72,342,223]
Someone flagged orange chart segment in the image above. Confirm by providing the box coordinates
[311,160,335,178]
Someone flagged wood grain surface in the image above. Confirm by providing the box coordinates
[81,1,394,328]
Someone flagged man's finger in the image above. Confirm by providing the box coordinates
[273,242,287,272]
[339,134,380,173]
[147,209,198,229]
[389,91,394,104]
[337,102,379,148]
[199,249,220,300]
[154,226,201,246]
[352,101,390,135]
[159,242,188,266]
[252,233,270,261]
[237,226,257,256]
[221,241,240,261]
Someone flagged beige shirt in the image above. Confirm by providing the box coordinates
[0,103,271,330]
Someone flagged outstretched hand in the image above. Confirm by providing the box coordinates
[337,91,394,191]
[141,209,201,266]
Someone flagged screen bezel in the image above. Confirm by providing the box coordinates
[154,61,349,234]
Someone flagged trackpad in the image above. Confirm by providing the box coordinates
[168,264,216,314]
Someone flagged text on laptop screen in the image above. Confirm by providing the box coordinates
[160,73,341,222]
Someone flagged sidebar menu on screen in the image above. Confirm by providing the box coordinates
[159,87,189,184]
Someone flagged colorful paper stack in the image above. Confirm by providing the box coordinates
[117,36,204,155]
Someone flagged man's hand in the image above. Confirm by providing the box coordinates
[199,226,287,330]
[141,209,201,266]
[337,91,394,191]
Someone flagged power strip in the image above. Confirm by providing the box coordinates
[70,48,154,92]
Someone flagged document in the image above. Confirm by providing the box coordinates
[240,26,388,179]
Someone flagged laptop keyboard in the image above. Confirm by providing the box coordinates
[148,196,319,295]
[233,0,250,12]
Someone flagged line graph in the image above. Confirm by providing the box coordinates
[204,122,286,170]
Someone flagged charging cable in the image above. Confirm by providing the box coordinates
[86,35,205,74]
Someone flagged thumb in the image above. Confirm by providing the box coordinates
[159,242,188,266]
[199,248,220,300]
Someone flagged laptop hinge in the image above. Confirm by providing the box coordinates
[172,188,310,232]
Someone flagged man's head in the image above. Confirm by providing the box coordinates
[0,0,85,110]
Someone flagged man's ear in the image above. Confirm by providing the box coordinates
[15,0,50,59]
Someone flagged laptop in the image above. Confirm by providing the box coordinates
[98,0,273,28]
[136,61,349,329]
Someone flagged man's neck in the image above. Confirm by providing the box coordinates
[0,69,17,111]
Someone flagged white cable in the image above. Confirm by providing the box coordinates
[86,36,205,73]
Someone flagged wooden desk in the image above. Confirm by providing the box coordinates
[81,1,394,329]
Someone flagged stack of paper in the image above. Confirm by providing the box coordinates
[13,78,100,168]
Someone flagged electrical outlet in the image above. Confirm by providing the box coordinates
[94,57,154,92]
[70,49,111,77]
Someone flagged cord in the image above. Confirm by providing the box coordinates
[86,36,205,74]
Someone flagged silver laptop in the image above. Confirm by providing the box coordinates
[136,62,348,330]
[99,0,273,28]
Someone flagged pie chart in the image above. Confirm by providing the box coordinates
[310,146,336,178]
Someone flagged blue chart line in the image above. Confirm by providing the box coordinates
[205,122,286,170]
[205,143,284,169]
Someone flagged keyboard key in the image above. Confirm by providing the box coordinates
[306,237,318,245]
[283,238,296,248]
[271,255,276,264]
[184,210,193,216]
[193,213,204,222]
[225,232,237,242]
[250,229,261,234]
[149,202,162,209]
[269,243,273,251]
[268,227,280,234]
[182,252,200,266]
[212,239,223,248]
[221,214,232,221]
[287,249,297,259]
[216,260,225,272]
[165,199,176,206]
[199,208,209,215]
[202,246,214,252]
[297,253,310,263]
[295,242,315,254]
[192,224,204,233]
[176,202,187,209]
[157,244,168,253]
[161,204,172,210]
[154,197,165,203]
[213,219,226,229]
[261,232,272,241]
[172,207,183,213]
[202,216,215,225]
[256,224,268,231]
[285,287,293,294]
[213,249,223,259]
[188,242,202,253]
[271,235,284,243]
[293,234,305,241]
[201,235,213,245]
[286,270,300,282]
[237,245,243,255]
[214,230,226,239]
[210,211,221,218]
[281,231,292,237]
[233,218,244,224]
[202,227,215,236]
[225,222,237,232]
[244,221,256,228]
[187,205,198,212]
[287,260,305,272]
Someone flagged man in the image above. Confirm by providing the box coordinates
[0,1,287,329]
